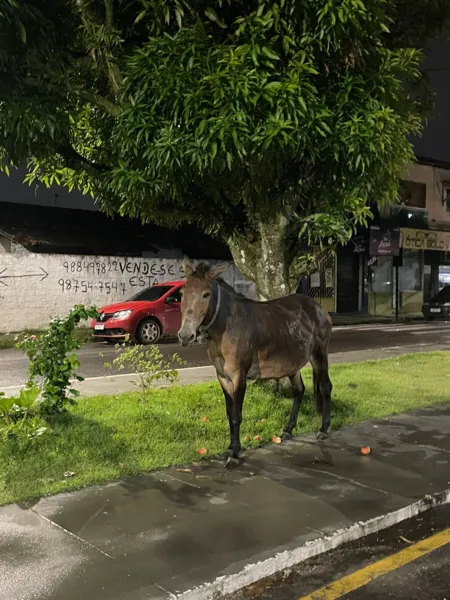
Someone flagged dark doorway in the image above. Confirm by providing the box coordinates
[336,247,360,313]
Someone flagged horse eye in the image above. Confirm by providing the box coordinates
[203,292,211,299]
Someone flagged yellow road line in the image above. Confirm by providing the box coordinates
[298,527,450,600]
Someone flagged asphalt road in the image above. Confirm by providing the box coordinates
[1,321,450,388]
[230,504,450,600]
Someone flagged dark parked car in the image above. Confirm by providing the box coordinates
[422,286,450,320]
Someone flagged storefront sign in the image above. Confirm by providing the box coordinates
[400,228,450,252]
[351,236,366,253]
[370,228,400,256]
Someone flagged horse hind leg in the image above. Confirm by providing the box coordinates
[312,370,322,414]
[281,371,305,441]
[310,349,332,440]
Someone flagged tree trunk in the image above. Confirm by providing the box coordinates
[228,217,299,300]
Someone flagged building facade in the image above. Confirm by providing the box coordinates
[0,202,255,333]
[367,159,450,318]
[326,159,450,318]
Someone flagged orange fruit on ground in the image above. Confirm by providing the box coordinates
[361,446,371,455]
[272,436,282,444]
[197,448,207,455]
[201,417,209,423]
[254,435,262,442]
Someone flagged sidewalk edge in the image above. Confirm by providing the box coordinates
[177,488,450,600]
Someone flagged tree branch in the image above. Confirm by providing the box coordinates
[57,144,111,173]
[104,0,114,28]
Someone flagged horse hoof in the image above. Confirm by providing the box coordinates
[281,431,293,442]
[218,449,233,460]
[317,430,330,441]
[224,456,240,469]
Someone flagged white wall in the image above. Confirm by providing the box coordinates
[0,240,255,332]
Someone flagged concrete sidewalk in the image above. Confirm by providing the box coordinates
[1,405,450,600]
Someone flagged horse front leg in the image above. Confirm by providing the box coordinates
[225,371,247,469]
[217,375,234,454]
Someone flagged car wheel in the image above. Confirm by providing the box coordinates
[136,319,162,345]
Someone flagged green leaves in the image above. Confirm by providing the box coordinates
[17,305,98,416]
[105,343,185,403]
[0,387,45,440]
[0,395,15,426]
[0,0,446,294]
[17,21,26,43]
[205,7,226,29]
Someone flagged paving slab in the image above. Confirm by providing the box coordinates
[0,504,167,600]
[1,405,450,600]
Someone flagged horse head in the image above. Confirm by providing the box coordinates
[178,258,229,347]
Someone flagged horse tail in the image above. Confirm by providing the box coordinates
[313,370,323,415]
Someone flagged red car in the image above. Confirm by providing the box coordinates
[92,281,185,344]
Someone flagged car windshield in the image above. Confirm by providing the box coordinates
[128,286,172,302]
[432,286,450,303]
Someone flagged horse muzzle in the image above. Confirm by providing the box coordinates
[178,327,197,347]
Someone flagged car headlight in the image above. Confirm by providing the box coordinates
[112,310,132,320]
[444,303,450,307]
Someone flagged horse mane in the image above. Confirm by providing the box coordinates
[190,262,212,278]
[216,278,247,300]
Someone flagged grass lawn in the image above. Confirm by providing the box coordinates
[1,352,449,505]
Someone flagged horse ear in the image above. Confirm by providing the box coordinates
[183,257,195,278]
[208,262,230,280]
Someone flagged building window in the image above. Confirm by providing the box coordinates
[369,256,393,294]
[399,249,423,292]
[399,180,426,209]
[443,184,450,214]
[387,180,428,227]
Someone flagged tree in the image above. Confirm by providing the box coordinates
[1,0,450,298]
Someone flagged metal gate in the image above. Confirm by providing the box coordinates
[305,249,336,313]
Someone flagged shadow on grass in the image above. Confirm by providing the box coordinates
[254,383,359,428]
[1,413,129,507]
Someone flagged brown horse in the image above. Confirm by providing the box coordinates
[178,259,333,467]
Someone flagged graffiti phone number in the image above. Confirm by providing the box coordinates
[58,279,127,294]
[63,260,183,277]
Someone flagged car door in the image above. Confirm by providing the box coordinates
[163,288,183,333]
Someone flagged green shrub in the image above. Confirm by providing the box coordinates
[0,387,47,440]
[17,305,98,415]
[105,343,185,403]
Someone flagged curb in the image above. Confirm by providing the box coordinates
[177,488,450,600]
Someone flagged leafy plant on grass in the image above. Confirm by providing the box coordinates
[17,305,98,416]
[105,343,185,403]
[0,387,47,440]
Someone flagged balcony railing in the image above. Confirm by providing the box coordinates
[388,204,428,228]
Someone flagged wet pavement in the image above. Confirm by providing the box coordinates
[1,405,450,600]
[1,321,450,388]
[230,505,450,600]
